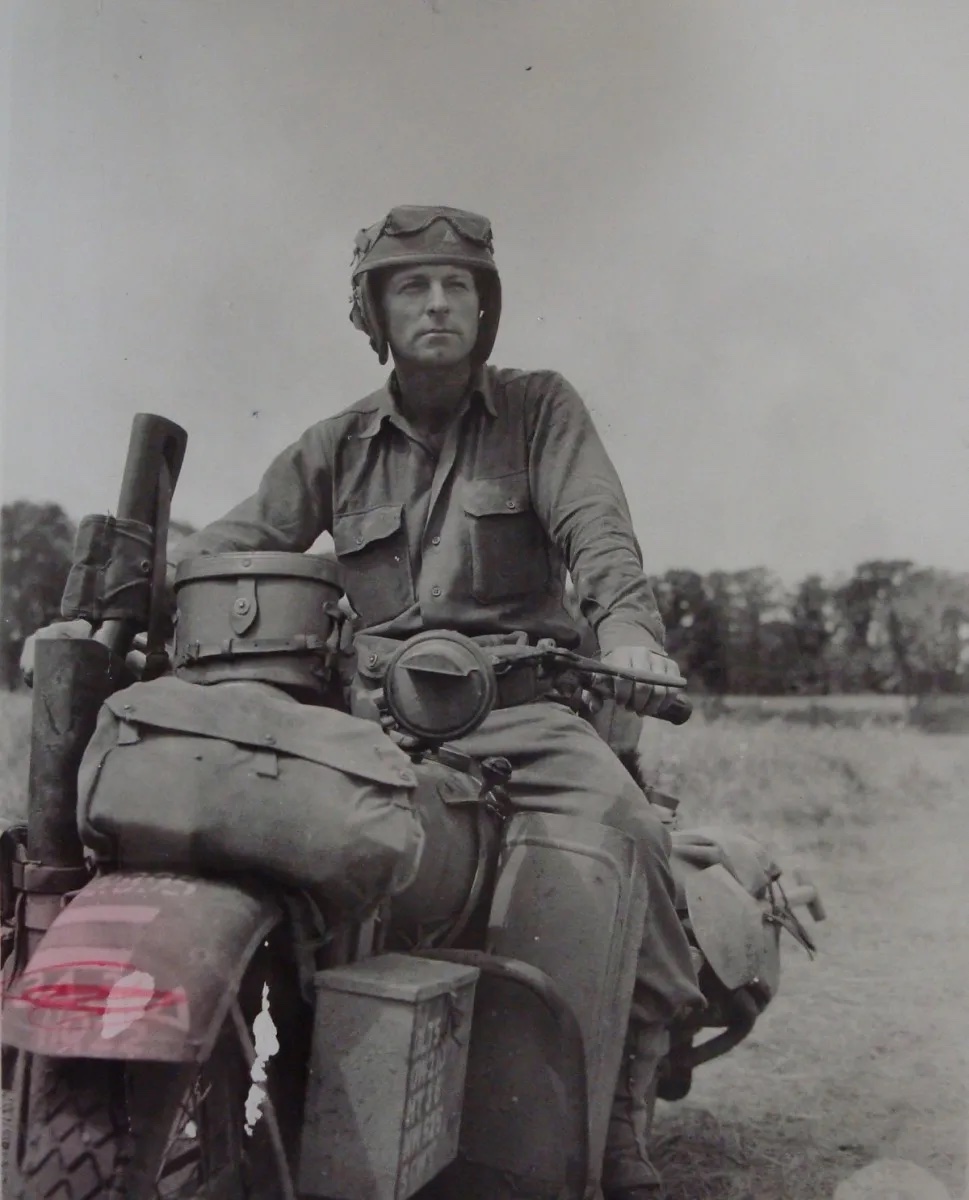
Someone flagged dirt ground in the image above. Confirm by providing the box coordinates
[652,737,969,1200]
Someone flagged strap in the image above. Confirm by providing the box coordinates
[10,859,91,896]
[493,663,552,710]
[143,458,174,680]
[174,633,333,665]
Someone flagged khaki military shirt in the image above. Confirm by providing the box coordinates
[172,366,666,653]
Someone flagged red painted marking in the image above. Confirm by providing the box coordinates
[19,982,182,1016]
[4,959,184,1022]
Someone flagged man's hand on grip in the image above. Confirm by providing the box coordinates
[20,620,149,687]
[20,619,95,687]
[600,645,681,717]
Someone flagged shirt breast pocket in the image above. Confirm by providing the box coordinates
[333,505,414,626]
[463,473,549,604]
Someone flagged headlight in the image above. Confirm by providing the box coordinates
[382,631,497,741]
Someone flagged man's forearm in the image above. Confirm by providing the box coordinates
[594,603,667,656]
[168,425,332,572]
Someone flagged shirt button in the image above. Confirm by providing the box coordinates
[431,585,442,597]
[431,535,441,546]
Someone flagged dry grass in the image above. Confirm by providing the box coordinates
[637,711,956,856]
[652,1106,870,1200]
[909,693,969,733]
[0,690,31,824]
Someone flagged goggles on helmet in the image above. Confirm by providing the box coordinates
[376,205,493,246]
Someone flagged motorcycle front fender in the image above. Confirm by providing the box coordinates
[1,871,282,1063]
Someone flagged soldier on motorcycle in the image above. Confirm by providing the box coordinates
[161,205,704,1198]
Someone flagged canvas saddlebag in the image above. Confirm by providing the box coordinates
[670,825,786,998]
[77,675,425,918]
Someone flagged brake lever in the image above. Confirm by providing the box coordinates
[537,647,688,690]
[486,643,692,723]
[540,650,693,725]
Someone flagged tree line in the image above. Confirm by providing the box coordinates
[654,562,969,696]
[0,501,197,689]
[2,500,967,694]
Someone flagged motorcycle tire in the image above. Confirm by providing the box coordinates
[6,950,306,1200]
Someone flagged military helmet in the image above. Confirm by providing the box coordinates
[349,205,502,366]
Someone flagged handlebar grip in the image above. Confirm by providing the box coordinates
[654,693,693,725]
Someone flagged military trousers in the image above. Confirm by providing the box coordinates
[446,700,703,1026]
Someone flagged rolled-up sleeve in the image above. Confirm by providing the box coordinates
[526,373,666,653]
[169,422,333,569]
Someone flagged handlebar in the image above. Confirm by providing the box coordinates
[490,643,694,725]
[576,675,693,726]
[527,646,688,690]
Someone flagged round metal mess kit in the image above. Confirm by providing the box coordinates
[173,552,344,697]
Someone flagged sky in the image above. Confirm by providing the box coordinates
[2,0,968,583]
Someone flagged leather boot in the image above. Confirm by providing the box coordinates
[601,1023,669,1199]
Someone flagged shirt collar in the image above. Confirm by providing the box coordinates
[473,366,498,417]
[356,385,397,439]
[356,367,496,439]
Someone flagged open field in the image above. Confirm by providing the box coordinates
[707,692,910,722]
[699,691,969,736]
[2,690,968,1197]
[0,691,32,823]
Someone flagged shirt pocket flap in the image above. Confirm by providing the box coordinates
[334,504,404,555]
[463,473,531,518]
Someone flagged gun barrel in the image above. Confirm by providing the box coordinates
[94,414,187,655]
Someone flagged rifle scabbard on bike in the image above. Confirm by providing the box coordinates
[0,415,824,1200]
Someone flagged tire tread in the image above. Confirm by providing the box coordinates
[13,1059,131,1200]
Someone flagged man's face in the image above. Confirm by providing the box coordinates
[380,264,480,367]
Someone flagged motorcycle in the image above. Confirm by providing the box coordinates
[0,415,824,1200]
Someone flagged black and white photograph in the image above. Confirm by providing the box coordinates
[1,3,967,1198]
